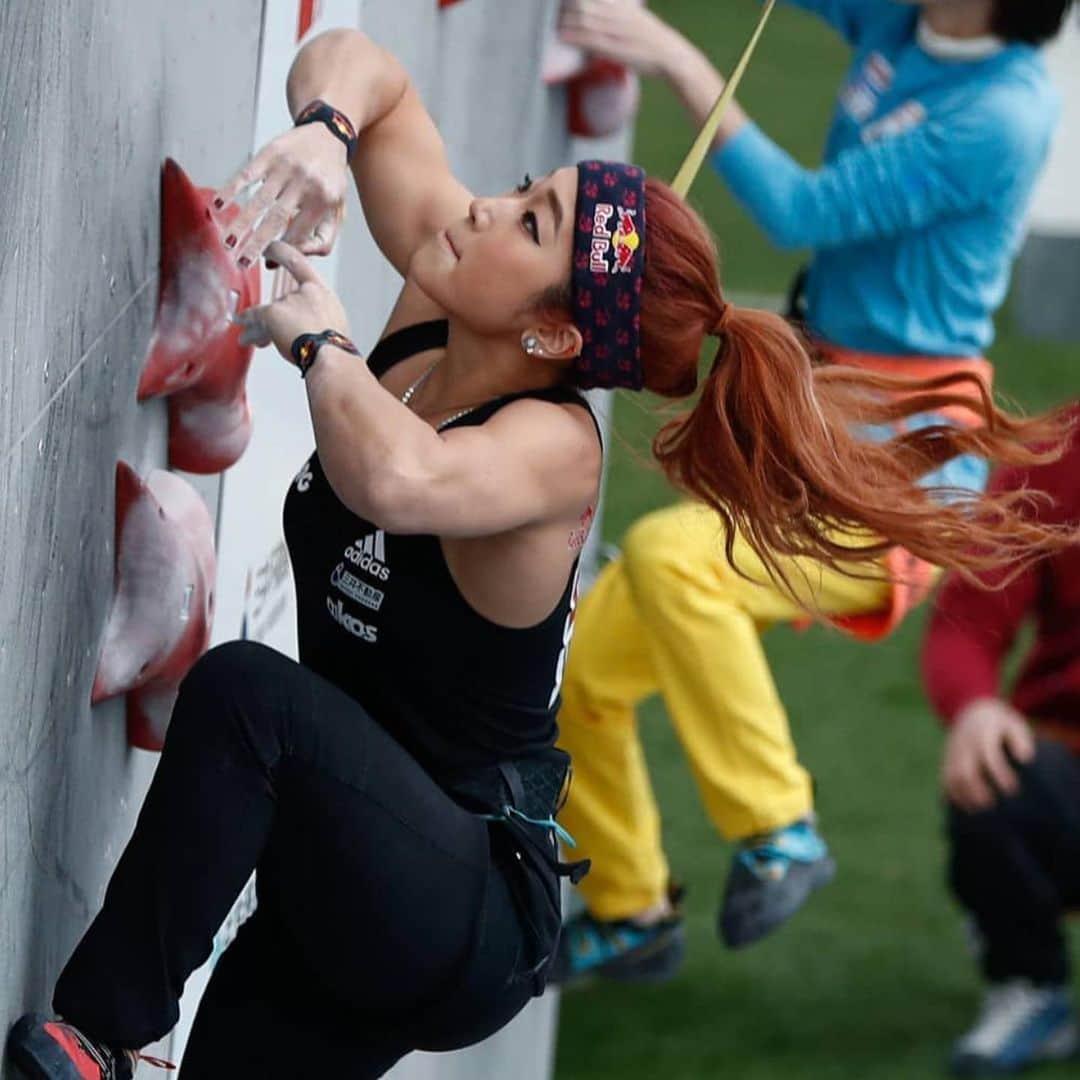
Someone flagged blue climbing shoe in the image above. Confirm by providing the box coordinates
[950,981,1079,1075]
[550,901,686,988]
[718,817,835,948]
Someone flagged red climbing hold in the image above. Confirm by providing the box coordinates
[545,0,642,138]
[137,158,261,474]
[566,59,640,139]
[92,462,217,751]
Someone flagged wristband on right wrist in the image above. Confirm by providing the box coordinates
[294,99,359,163]
[290,329,359,378]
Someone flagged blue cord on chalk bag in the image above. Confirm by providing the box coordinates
[483,805,577,849]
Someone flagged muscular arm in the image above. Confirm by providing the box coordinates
[286,29,473,276]
[305,346,601,537]
[222,29,472,272]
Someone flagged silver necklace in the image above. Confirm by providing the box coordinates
[400,361,438,406]
[399,359,476,431]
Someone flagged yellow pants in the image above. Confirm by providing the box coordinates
[557,501,894,921]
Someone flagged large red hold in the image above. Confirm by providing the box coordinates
[137,159,261,474]
[92,462,217,751]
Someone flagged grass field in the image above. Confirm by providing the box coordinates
[553,3,1080,1077]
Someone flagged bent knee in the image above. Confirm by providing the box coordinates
[169,641,299,755]
[182,640,280,690]
[176,641,296,723]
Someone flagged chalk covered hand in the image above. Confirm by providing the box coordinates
[558,0,686,78]
[236,242,350,364]
[214,120,350,267]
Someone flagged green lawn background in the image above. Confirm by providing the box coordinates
[555,3,1079,1077]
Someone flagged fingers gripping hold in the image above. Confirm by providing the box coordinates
[264,241,323,286]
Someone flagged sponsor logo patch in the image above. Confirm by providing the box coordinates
[861,100,927,144]
[839,51,895,124]
[325,596,378,643]
[331,562,385,611]
[589,203,640,275]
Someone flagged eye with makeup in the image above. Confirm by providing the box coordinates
[522,210,540,245]
[514,174,540,244]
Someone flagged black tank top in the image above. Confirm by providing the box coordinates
[283,320,602,780]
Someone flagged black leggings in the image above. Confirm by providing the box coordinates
[54,642,534,1077]
[948,738,1080,985]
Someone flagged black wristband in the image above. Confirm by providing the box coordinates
[294,100,359,163]
[290,329,359,377]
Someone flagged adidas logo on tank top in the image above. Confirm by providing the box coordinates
[343,530,390,581]
[325,529,390,646]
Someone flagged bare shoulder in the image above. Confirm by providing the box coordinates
[484,394,603,490]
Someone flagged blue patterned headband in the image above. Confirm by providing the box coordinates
[570,161,647,391]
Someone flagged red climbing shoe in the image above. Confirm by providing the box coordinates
[7,1015,173,1079]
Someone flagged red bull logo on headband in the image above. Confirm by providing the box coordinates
[572,161,647,390]
[589,204,641,275]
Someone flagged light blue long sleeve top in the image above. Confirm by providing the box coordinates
[710,0,1060,359]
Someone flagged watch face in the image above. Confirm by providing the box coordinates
[297,101,357,159]
[294,332,357,377]
[293,335,319,375]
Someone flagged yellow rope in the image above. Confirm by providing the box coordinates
[670,0,778,198]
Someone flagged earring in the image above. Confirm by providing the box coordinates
[523,336,540,355]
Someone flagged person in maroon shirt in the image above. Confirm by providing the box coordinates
[922,402,1080,1075]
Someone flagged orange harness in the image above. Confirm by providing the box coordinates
[821,346,994,642]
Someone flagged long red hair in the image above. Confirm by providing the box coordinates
[637,178,1074,591]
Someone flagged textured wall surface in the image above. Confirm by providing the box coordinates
[0,1,261,1070]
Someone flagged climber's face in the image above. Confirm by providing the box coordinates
[410,166,579,336]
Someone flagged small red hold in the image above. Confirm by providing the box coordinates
[91,462,216,751]
[136,159,261,474]
[566,60,641,139]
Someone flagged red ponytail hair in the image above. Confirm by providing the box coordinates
[638,178,1074,591]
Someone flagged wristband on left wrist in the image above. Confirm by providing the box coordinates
[294,99,359,163]
[290,329,359,377]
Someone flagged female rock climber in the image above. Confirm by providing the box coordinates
[7,22,1073,1079]
[549,0,1076,982]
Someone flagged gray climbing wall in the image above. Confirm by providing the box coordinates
[1013,20,1080,341]
[1,1,627,1077]
[0,0,262,1070]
